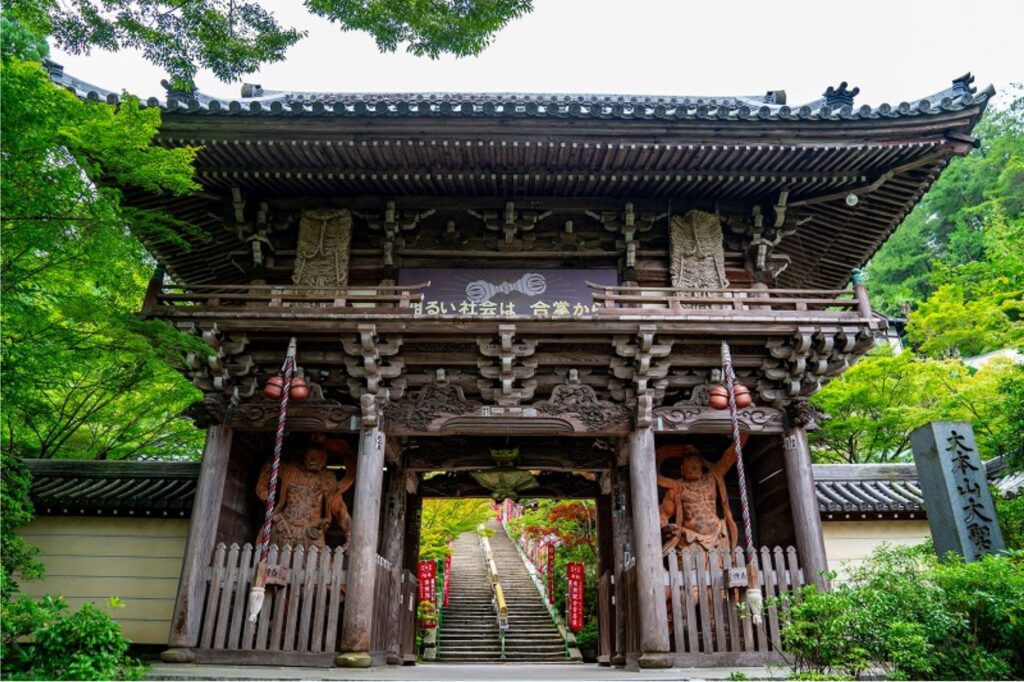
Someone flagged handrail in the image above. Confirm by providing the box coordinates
[478,525,509,660]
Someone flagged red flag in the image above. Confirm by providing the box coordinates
[567,562,585,632]
[443,554,452,607]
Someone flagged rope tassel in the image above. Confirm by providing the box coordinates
[247,337,297,624]
[721,341,764,626]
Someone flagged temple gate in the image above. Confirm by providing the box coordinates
[47,63,991,668]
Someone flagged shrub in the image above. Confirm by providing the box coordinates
[776,545,1024,680]
[574,619,598,651]
[2,597,144,681]
[994,492,1024,550]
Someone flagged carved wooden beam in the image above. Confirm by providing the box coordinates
[652,404,783,434]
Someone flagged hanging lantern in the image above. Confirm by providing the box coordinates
[289,376,309,401]
[709,385,729,410]
[263,375,285,400]
[734,384,753,408]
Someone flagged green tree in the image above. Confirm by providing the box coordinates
[905,209,1024,358]
[810,348,1018,463]
[0,454,43,601]
[418,498,495,560]
[1,49,206,461]
[3,0,532,86]
[507,499,598,621]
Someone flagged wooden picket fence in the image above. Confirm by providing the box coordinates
[618,545,805,666]
[194,542,347,665]
[397,570,418,663]
[369,555,393,662]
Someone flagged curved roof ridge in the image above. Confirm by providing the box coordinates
[42,60,992,123]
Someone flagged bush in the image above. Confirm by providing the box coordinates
[994,492,1024,550]
[574,618,598,651]
[776,545,1024,680]
[2,596,144,681]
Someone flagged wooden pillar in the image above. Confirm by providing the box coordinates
[162,426,232,662]
[627,427,672,668]
[597,492,615,580]
[783,403,830,591]
[337,421,387,667]
[403,493,422,572]
[611,466,633,667]
[381,469,410,664]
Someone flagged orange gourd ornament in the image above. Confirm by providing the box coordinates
[263,375,285,400]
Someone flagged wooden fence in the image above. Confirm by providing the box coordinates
[369,555,394,664]
[194,543,347,665]
[588,283,870,318]
[618,545,804,667]
[397,570,418,664]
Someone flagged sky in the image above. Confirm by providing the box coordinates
[51,0,1023,106]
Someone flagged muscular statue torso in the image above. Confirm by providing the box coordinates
[656,437,746,553]
[256,447,353,551]
[661,473,723,537]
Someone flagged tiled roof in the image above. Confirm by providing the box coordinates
[25,459,199,517]
[813,463,925,518]
[812,458,1019,519]
[44,60,992,124]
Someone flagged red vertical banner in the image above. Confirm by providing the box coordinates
[546,546,555,604]
[567,562,585,632]
[443,554,452,607]
[418,560,436,603]
[418,560,437,628]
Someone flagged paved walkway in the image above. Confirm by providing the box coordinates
[147,662,784,681]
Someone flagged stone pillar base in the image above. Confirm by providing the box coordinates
[160,648,195,663]
[335,651,373,668]
[638,652,674,668]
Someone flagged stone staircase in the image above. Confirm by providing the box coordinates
[437,521,569,663]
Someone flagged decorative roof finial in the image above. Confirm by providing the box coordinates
[823,82,860,107]
[951,73,977,96]
[241,83,264,98]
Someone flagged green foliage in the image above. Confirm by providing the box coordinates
[0,454,44,600]
[776,545,1024,680]
[3,598,145,680]
[1,55,206,461]
[3,0,532,87]
[307,0,532,59]
[809,347,1019,463]
[508,500,598,619]
[418,498,495,560]
[905,210,1024,358]
[573,618,598,652]
[994,367,1024,468]
[994,493,1024,550]
[867,90,1024,315]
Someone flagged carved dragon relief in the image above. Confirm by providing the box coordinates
[532,370,630,431]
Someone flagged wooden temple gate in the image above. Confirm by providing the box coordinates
[52,63,985,668]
